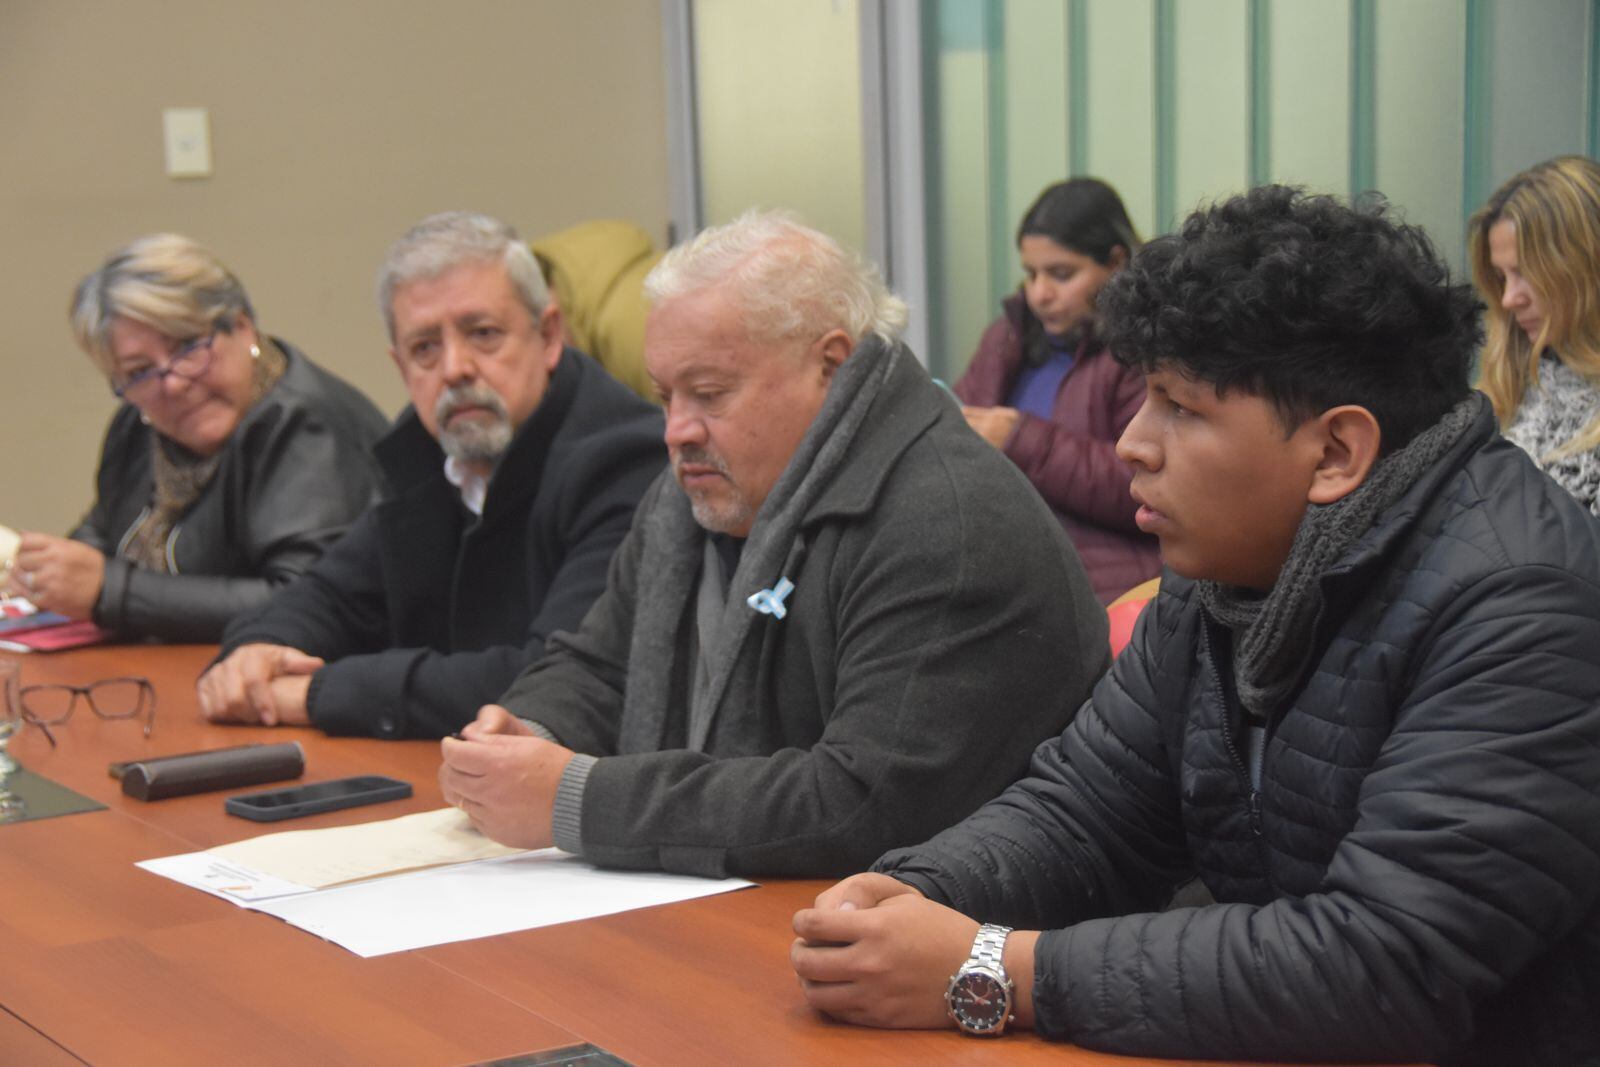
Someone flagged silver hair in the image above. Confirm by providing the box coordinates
[643,209,908,346]
[376,211,549,342]
[70,234,255,379]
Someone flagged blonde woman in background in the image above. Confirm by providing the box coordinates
[3,235,389,641]
[1471,155,1600,514]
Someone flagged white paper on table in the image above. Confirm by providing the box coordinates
[140,844,755,956]
[137,852,317,904]
[207,806,524,888]
[259,848,753,956]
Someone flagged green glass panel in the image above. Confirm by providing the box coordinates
[930,0,999,378]
[1484,0,1588,192]
[1173,0,1250,221]
[1002,0,1070,250]
[1267,0,1351,195]
[1373,0,1466,268]
[1084,0,1157,237]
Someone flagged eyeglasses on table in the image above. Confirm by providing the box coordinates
[16,676,156,747]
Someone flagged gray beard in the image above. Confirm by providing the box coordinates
[686,492,754,535]
[440,418,511,464]
[673,446,753,533]
[436,385,513,464]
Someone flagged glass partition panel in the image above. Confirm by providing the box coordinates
[1173,0,1250,222]
[1267,0,1351,195]
[1372,0,1466,267]
[925,0,1001,378]
[1082,0,1157,239]
[1483,0,1589,195]
[694,0,866,252]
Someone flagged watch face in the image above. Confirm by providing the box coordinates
[948,970,1010,1033]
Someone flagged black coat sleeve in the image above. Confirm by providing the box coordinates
[314,441,661,739]
[219,506,394,662]
[874,587,1193,921]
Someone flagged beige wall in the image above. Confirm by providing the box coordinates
[0,0,669,534]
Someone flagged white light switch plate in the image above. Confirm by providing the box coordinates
[163,107,212,178]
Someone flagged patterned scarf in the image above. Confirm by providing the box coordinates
[120,339,287,571]
[1506,354,1600,516]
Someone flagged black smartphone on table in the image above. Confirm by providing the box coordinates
[224,775,412,822]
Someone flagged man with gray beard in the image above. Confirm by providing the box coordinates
[198,212,664,738]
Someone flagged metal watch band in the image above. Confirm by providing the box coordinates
[972,923,1012,967]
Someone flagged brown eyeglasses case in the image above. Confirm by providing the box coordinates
[115,742,305,801]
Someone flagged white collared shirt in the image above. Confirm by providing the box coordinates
[442,456,488,517]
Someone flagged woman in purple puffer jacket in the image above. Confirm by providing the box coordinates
[955,177,1159,603]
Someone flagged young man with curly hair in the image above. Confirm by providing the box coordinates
[791,186,1600,1066]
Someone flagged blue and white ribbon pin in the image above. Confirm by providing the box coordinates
[746,577,795,620]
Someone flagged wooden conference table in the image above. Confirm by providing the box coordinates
[0,644,1376,1067]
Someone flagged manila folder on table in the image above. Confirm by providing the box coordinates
[208,806,523,888]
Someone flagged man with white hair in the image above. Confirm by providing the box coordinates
[198,211,665,738]
[439,210,1109,878]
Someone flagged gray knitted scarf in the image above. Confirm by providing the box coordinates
[1198,394,1482,721]
[618,335,901,754]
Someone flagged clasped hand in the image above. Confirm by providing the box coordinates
[196,643,323,726]
[790,873,979,1029]
[438,704,574,850]
[793,873,1041,1032]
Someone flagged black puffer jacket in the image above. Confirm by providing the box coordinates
[877,401,1600,1066]
[72,341,388,642]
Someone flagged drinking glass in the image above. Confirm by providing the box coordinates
[0,657,20,773]
[0,656,24,818]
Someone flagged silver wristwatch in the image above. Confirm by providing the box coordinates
[946,923,1014,1035]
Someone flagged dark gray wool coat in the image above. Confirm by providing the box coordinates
[499,337,1111,878]
[876,400,1600,1067]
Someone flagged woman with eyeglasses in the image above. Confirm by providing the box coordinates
[2,233,389,641]
[1470,155,1600,515]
